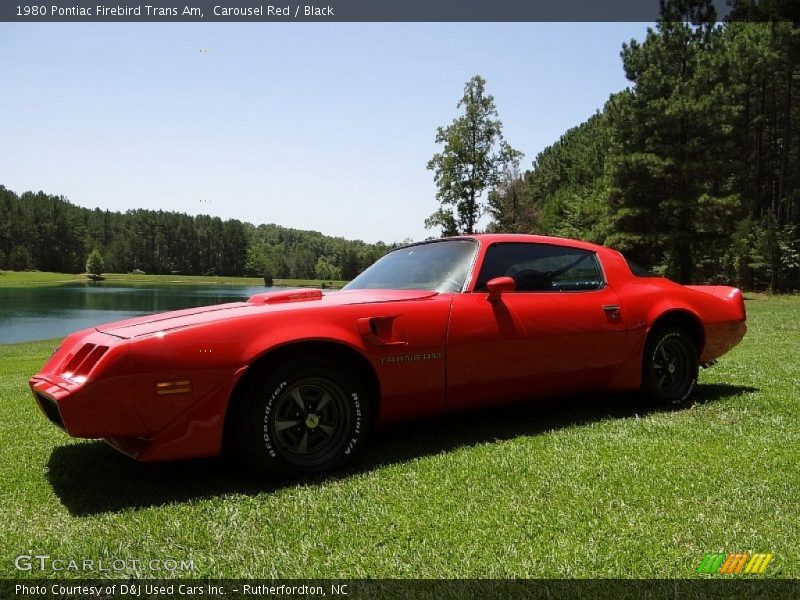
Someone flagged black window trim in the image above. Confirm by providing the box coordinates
[472,241,607,294]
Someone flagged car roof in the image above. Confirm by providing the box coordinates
[416,233,612,255]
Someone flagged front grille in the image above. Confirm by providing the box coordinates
[34,392,65,430]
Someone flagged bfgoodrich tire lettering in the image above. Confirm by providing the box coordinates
[236,357,369,477]
[642,327,699,408]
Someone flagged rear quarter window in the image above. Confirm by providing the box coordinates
[626,258,660,278]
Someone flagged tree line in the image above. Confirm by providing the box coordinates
[0,186,390,281]
[431,1,800,291]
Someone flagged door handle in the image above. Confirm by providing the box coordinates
[603,305,621,321]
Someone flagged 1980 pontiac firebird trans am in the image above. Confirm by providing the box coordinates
[30,234,747,476]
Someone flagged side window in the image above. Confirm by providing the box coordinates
[475,243,604,292]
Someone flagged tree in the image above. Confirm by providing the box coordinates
[315,255,341,281]
[490,111,612,240]
[8,246,32,271]
[220,219,248,276]
[487,161,530,233]
[426,75,522,235]
[0,185,386,283]
[287,247,316,279]
[86,248,105,276]
[449,9,800,291]
[605,0,724,282]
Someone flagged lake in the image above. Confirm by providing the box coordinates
[0,283,288,344]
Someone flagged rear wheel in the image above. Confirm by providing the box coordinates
[641,327,699,408]
[235,357,369,477]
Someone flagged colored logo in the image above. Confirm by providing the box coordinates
[696,552,773,575]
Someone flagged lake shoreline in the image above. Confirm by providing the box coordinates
[0,280,345,345]
[0,270,347,289]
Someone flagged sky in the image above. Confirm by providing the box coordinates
[0,23,651,244]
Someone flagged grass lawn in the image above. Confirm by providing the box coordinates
[0,296,797,579]
[0,270,346,289]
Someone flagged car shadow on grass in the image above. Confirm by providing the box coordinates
[47,382,757,516]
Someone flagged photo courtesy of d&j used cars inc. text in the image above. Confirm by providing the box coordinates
[0,1,798,599]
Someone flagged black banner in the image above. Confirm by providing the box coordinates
[1,0,734,23]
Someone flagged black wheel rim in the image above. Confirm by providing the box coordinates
[270,377,350,466]
[652,337,693,401]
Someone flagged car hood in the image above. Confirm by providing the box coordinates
[95,288,440,339]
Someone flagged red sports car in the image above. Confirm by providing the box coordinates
[30,234,747,476]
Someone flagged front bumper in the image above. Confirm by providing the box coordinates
[29,326,252,462]
[29,368,249,463]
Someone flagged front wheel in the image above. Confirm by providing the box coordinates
[235,357,370,477]
[641,327,699,408]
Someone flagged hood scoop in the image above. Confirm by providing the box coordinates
[248,289,323,305]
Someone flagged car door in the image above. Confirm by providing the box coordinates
[446,242,629,406]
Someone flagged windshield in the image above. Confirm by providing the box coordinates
[343,239,477,293]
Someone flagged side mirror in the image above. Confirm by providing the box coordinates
[486,276,516,302]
